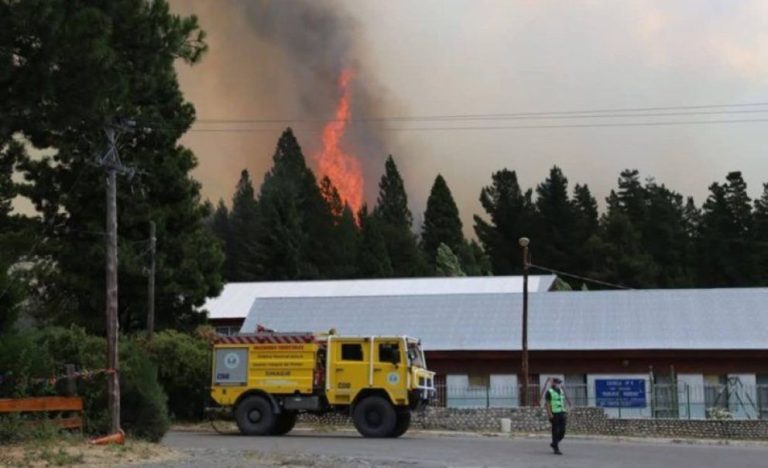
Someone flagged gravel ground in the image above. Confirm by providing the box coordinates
[131,429,768,468]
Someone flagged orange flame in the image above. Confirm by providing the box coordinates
[315,69,364,219]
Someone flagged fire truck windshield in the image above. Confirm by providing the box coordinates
[407,342,425,368]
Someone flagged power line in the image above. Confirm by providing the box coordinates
[187,118,768,133]
[194,101,768,124]
[194,108,768,124]
[528,263,633,290]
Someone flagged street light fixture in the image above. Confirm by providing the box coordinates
[519,237,530,406]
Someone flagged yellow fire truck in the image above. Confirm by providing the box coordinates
[208,328,436,438]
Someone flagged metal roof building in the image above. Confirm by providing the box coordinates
[219,283,768,418]
[204,275,557,322]
[239,288,768,351]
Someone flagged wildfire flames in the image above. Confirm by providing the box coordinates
[315,69,364,218]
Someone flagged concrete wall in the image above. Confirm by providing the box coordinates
[298,407,768,440]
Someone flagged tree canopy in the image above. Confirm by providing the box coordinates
[1,0,222,332]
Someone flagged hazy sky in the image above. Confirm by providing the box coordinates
[171,0,768,235]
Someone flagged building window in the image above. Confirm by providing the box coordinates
[565,374,588,407]
[704,374,729,416]
[758,375,768,420]
[652,374,679,418]
[215,326,238,336]
[468,373,489,389]
[378,343,400,364]
[341,344,363,361]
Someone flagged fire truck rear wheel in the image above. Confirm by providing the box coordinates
[271,411,297,435]
[352,396,397,438]
[234,396,276,436]
[390,410,411,438]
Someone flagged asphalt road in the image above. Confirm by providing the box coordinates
[148,429,768,468]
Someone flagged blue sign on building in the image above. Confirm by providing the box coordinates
[595,379,646,408]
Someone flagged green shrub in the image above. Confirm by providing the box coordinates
[0,413,63,444]
[0,331,55,398]
[146,329,211,420]
[0,327,171,441]
[119,340,170,442]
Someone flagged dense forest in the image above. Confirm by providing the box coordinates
[2,1,767,336]
[211,128,768,291]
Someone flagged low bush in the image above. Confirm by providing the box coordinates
[119,340,170,442]
[0,326,170,441]
[145,329,211,421]
[0,413,62,444]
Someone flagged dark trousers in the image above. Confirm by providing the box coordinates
[551,413,567,448]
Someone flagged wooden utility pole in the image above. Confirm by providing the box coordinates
[519,237,530,407]
[97,122,134,434]
[147,220,156,337]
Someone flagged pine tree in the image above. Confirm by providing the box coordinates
[257,129,347,280]
[474,169,535,274]
[571,183,600,282]
[642,181,693,286]
[357,206,393,277]
[698,172,756,286]
[4,1,222,331]
[533,166,577,275]
[319,176,359,278]
[683,197,701,239]
[373,155,425,277]
[258,129,316,279]
[457,240,492,276]
[589,207,658,288]
[374,155,413,228]
[616,169,646,222]
[435,243,465,277]
[573,184,599,237]
[227,171,262,281]
[421,175,463,267]
[332,205,360,278]
[753,183,768,285]
[0,141,24,330]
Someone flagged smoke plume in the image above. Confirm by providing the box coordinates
[173,0,394,208]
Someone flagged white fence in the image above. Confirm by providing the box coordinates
[436,383,768,420]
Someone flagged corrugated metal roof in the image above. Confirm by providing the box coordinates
[239,288,768,351]
[204,275,557,320]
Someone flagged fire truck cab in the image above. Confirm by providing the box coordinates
[209,329,436,438]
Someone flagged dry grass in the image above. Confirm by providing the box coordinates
[0,436,179,467]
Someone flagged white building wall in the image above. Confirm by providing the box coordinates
[489,374,518,407]
[677,374,705,419]
[728,374,758,420]
[445,375,476,408]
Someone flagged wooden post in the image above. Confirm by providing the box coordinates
[520,238,530,406]
[65,364,76,396]
[105,139,121,434]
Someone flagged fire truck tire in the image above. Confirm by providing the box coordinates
[352,396,397,438]
[390,410,411,438]
[271,411,297,435]
[234,396,276,436]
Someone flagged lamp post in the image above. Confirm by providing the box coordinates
[519,237,530,406]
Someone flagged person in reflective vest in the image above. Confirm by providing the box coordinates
[545,378,567,455]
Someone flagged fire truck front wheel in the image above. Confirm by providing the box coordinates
[390,410,411,438]
[271,411,297,435]
[234,395,276,436]
[352,396,397,438]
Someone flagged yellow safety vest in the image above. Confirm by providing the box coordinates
[549,388,566,413]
